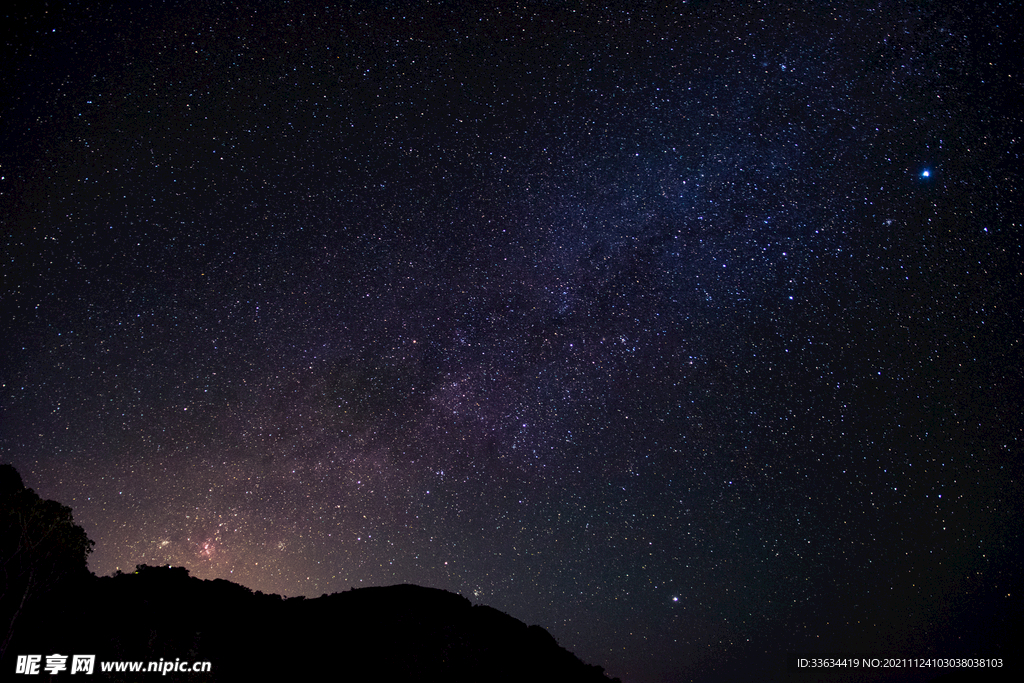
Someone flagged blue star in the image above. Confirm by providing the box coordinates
[921,169,931,178]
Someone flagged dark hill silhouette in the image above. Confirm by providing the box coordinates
[1,465,618,682]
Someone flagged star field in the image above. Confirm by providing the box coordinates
[2,2,1021,681]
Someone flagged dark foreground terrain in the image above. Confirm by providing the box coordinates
[2,464,616,682]
[10,569,617,682]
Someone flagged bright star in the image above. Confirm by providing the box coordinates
[921,169,930,177]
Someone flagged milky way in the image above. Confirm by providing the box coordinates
[2,2,1021,681]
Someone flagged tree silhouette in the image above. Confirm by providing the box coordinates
[0,464,94,660]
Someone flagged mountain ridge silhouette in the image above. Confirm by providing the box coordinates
[1,464,618,682]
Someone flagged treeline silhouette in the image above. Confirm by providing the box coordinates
[2,465,618,681]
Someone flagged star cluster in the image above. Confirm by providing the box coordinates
[2,2,1020,681]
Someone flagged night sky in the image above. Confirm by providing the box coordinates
[2,1,1022,681]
